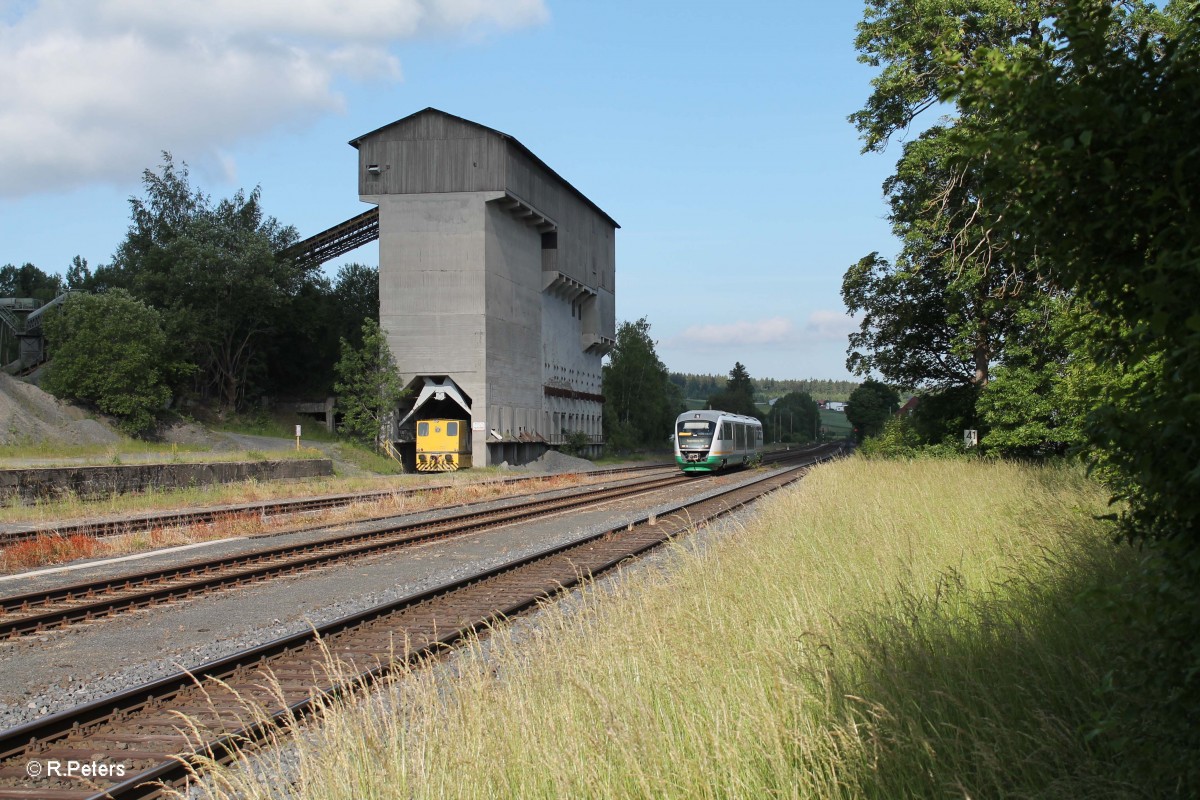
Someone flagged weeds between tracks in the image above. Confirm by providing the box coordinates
[1,473,585,572]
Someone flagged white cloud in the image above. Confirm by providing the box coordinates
[0,0,548,197]
[804,309,861,341]
[674,316,796,348]
[664,310,861,358]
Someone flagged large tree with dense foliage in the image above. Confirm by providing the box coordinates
[602,318,683,452]
[953,0,1199,538]
[948,3,1200,767]
[767,391,820,444]
[975,296,1110,458]
[847,0,1172,450]
[332,263,380,346]
[97,154,311,413]
[257,263,381,400]
[42,290,189,435]
[846,378,900,443]
[707,361,760,418]
[851,0,1168,154]
[843,124,1042,391]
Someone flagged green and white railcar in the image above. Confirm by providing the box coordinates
[674,409,763,474]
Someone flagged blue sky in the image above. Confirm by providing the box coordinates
[0,1,902,382]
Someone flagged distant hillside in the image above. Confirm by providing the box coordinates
[669,373,859,404]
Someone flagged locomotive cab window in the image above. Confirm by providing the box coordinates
[677,420,715,448]
[418,422,430,437]
[446,421,458,437]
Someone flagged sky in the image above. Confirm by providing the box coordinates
[0,0,904,382]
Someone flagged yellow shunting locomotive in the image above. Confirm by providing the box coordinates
[415,418,472,472]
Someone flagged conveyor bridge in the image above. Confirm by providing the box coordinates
[281,207,379,268]
[1,294,71,374]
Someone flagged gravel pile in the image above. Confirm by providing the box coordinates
[517,449,600,473]
[0,373,120,446]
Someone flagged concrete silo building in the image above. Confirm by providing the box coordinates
[350,108,617,467]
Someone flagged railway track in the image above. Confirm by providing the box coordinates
[0,470,699,639]
[0,462,672,547]
[0,453,832,800]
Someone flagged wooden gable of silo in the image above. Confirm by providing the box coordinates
[351,108,508,196]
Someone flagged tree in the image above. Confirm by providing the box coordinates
[847,1,1172,396]
[99,153,309,412]
[42,290,187,435]
[851,0,1167,154]
[846,378,900,443]
[844,123,1043,391]
[333,318,406,446]
[843,250,978,389]
[953,1,1200,538]
[975,296,1100,458]
[707,361,761,418]
[64,256,92,292]
[0,263,63,303]
[602,318,683,451]
[909,384,980,446]
[768,391,820,443]
[259,271,337,399]
[333,263,379,346]
[727,362,753,397]
[946,2,1200,781]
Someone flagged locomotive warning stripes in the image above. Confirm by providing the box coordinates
[417,454,460,472]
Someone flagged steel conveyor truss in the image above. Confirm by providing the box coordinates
[282,207,380,268]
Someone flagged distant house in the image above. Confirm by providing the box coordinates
[897,396,920,417]
[826,401,847,412]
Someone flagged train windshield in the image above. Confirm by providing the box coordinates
[677,419,715,449]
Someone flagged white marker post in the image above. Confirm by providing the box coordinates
[295,424,302,451]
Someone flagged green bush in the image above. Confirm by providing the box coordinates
[43,290,191,436]
[559,430,591,457]
[860,416,974,460]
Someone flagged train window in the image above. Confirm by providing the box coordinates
[677,420,715,449]
[446,421,458,437]
[722,422,732,440]
[418,422,429,437]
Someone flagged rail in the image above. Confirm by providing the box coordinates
[0,459,830,799]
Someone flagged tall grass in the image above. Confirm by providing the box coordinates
[176,459,1166,799]
[0,443,326,469]
[211,411,340,443]
[0,439,209,462]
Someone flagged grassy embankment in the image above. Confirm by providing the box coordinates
[181,457,1173,799]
